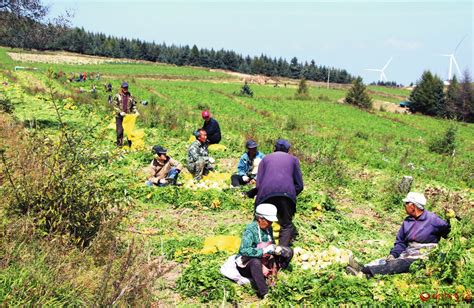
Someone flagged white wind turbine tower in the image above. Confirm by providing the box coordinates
[441,35,466,81]
[365,57,393,82]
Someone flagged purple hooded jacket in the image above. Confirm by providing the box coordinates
[390,210,450,258]
[255,151,304,205]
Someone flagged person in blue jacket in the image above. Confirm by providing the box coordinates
[231,139,265,187]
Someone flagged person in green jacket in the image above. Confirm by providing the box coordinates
[235,203,293,299]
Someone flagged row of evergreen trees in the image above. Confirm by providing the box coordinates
[409,71,473,123]
[0,12,354,83]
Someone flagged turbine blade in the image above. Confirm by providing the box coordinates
[382,57,393,71]
[452,56,462,76]
[454,34,468,53]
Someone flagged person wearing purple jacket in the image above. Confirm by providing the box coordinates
[347,192,450,277]
[254,139,304,249]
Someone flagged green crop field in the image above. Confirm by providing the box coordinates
[0,47,472,306]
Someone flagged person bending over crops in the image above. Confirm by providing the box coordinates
[111,82,138,147]
[236,203,292,299]
[187,129,215,180]
[347,192,450,277]
[231,139,265,187]
[201,110,221,144]
[145,145,182,187]
[251,139,304,247]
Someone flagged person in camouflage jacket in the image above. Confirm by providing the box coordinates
[112,82,138,147]
[187,129,214,180]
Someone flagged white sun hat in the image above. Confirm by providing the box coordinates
[255,203,279,222]
[403,192,427,210]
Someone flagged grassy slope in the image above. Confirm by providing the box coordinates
[1,47,473,305]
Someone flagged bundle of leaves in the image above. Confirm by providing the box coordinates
[176,253,237,303]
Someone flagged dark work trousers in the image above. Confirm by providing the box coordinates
[231,174,248,187]
[115,115,131,147]
[261,196,296,247]
[237,258,268,298]
[362,258,417,278]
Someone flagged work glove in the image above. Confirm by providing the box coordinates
[208,157,215,164]
[119,111,126,117]
[262,244,276,255]
[159,178,168,184]
[242,175,250,182]
[385,254,396,262]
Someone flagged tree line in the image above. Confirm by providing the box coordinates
[409,70,473,123]
[0,10,354,83]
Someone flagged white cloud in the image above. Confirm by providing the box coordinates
[384,37,422,50]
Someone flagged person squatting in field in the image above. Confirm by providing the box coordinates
[346,192,450,277]
[250,139,304,248]
[111,82,138,147]
[201,110,221,145]
[236,203,293,299]
[187,129,215,180]
[230,139,265,187]
[145,145,182,187]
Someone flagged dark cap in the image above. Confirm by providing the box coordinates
[245,139,258,149]
[152,145,167,155]
[121,82,129,88]
[275,139,291,152]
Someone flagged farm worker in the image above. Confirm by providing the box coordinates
[236,203,292,299]
[145,146,182,186]
[187,129,215,180]
[347,192,450,277]
[231,139,265,187]
[201,110,221,144]
[112,82,138,147]
[253,139,303,247]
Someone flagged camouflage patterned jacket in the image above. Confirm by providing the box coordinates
[112,92,137,115]
[187,140,209,166]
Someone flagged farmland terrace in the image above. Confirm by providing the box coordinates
[0,47,472,305]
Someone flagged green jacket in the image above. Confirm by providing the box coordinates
[112,92,137,115]
[238,221,274,258]
[187,140,209,166]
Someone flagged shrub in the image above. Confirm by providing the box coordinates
[428,126,457,155]
[345,77,372,109]
[238,82,253,97]
[285,114,299,130]
[0,96,14,113]
[294,78,310,100]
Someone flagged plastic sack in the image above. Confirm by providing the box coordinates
[220,255,250,285]
[123,114,137,137]
[208,144,227,152]
[201,235,241,254]
[188,135,195,144]
[129,129,145,150]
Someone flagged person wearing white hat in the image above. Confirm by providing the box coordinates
[347,192,450,277]
[235,203,292,298]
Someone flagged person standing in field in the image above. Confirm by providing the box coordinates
[201,110,221,144]
[112,82,137,147]
[254,139,304,247]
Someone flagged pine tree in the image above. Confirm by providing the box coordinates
[445,75,460,119]
[409,71,445,116]
[294,78,310,100]
[345,77,372,109]
[458,70,474,123]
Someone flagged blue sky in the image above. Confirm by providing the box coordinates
[47,1,473,85]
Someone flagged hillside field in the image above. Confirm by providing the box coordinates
[0,47,472,306]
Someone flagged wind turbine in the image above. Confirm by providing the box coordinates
[365,57,393,82]
[441,35,466,81]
